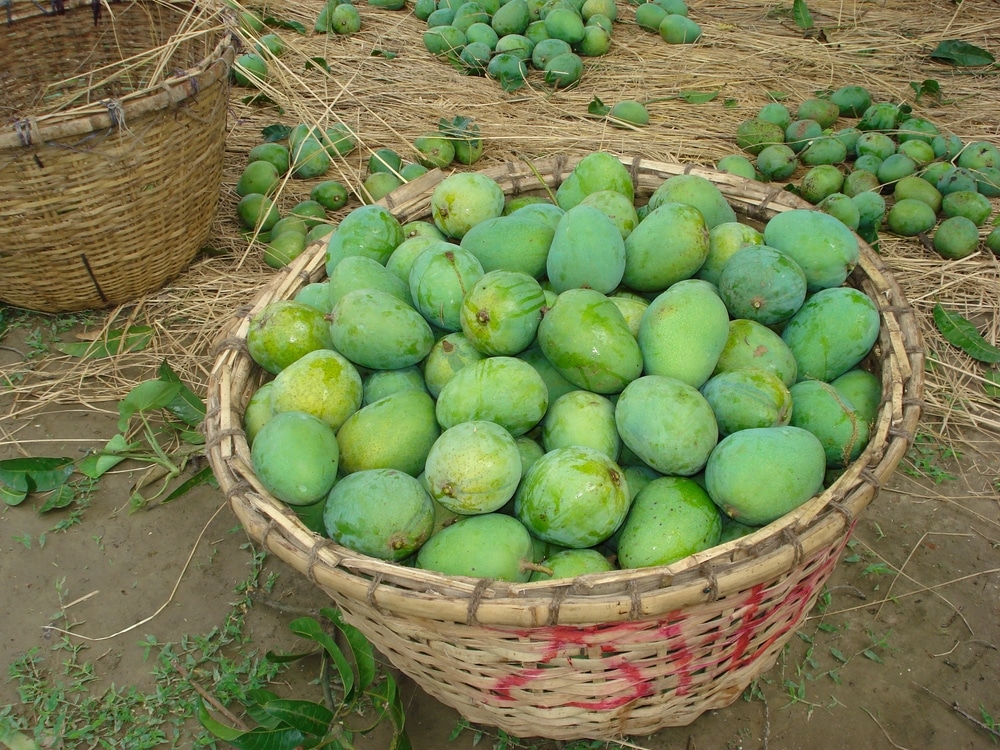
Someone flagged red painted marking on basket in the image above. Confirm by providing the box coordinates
[729,582,767,667]
[564,657,654,709]
[656,614,694,696]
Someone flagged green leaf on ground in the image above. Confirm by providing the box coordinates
[678,90,719,104]
[792,0,814,29]
[264,16,307,33]
[118,381,183,432]
[587,96,611,116]
[53,326,153,359]
[262,124,292,142]
[933,304,1000,363]
[983,370,1000,398]
[38,484,77,513]
[289,616,355,701]
[76,435,132,479]
[160,465,215,504]
[929,40,996,67]
[305,57,332,73]
[259,699,334,736]
[157,360,206,427]
[0,470,29,506]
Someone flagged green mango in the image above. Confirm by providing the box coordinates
[270,348,363,431]
[337,390,440,476]
[713,319,798,387]
[717,245,807,325]
[511,200,565,231]
[244,381,275,447]
[579,190,639,239]
[638,279,730,388]
[789,380,870,468]
[546,204,626,293]
[435,356,549,436]
[705,426,826,526]
[424,421,522,514]
[422,332,487,399]
[325,204,405,274]
[517,345,580,405]
[516,435,546,480]
[781,286,880,383]
[762,208,860,292]
[623,202,709,292]
[735,118,785,156]
[251,411,339,506]
[615,375,719,476]
[328,255,412,308]
[515,445,630,548]
[555,152,634,210]
[416,513,534,581]
[329,289,434,370]
[542,389,621,460]
[408,242,485,331]
[537,288,643,394]
[362,366,427,405]
[646,173,737,229]
[608,293,648,338]
[459,270,546,355]
[492,0,531,34]
[430,171,506,239]
[459,213,554,278]
[616,477,722,568]
[830,85,871,117]
[700,368,792,435]
[528,548,615,581]
[385,236,440,283]
[247,300,334,375]
[323,469,434,560]
[290,137,331,179]
[697,221,764,286]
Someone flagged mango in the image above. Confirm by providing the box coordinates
[323,469,434,560]
[270,348,363,431]
[247,300,334,375]
[517,345,580,404]
[616,477,722,568]
[579,189,640,239]
[424,421,522,514]
[459,213,554,277]
[542,389,620,459]
[789,380,870,468]
[528,548,615,580]
[736,118,785,156]
[459,270,546,355]
[330,289,434,370]
[638,279,730,388]
[328,255,412,308]
[416,513,534,581]
[646,173,737,229]
[515,445,630,548]
[717,245,807,325]
[337,390,440,476]
[435,356,548,436]
[546,204,626,293]
[555,152,634,210]
[762,208,859,292]
[244,381,274,447]
[537,288,643,394]
[615,375,719,476]
[697,221,765,286]
[430,171,506,239]
[714,318,798,386]
[362,366,427,405]
[608,293,648,337]
[830,368,881,428]
[705,426,826,526]
[516,435,546,479]
[422,332,487,398]
[251,411,339,505]
[325,204,404,274]
[408,242,485,330]
[781,286,880,382]
[622,202,709,292]
[385,236,440,283]
[700,368,793,435]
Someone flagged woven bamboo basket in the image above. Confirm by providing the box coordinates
[205,155,924,741]
[0,0,234,313]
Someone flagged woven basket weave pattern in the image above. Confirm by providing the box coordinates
[0,0,233,312]
[206,156,924,741]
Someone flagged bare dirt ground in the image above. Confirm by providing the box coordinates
[3,0,999,746]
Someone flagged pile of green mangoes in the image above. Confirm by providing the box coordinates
[419,0,618,90]
[721,86,1000,258]
[242,152,883,582]
[234,117,484,267]
[634,0,701,45]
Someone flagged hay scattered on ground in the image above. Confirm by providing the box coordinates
[1,0,997,445]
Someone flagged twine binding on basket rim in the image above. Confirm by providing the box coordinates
[204,155,924,740]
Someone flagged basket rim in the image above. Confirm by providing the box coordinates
[205,154,925,628]
[0,0,234,150]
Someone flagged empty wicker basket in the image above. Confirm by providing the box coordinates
[205,156,924,741]
[0,0,234,313]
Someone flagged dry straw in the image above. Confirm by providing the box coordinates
[204,155,924,740]
[0,0,235,312]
